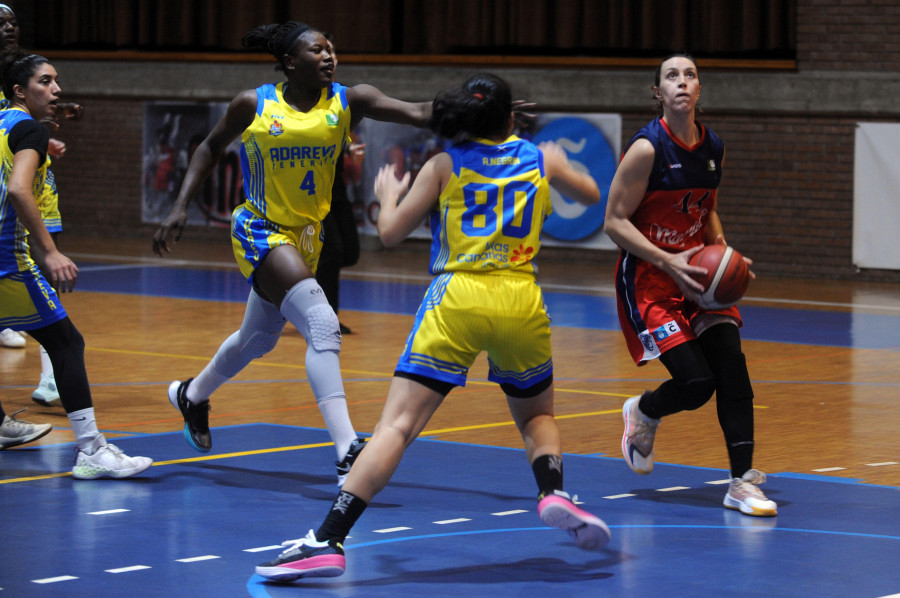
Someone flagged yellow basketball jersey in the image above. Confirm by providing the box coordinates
[429,135,552,276]
[239,81,350,228]
[0,107,48,275]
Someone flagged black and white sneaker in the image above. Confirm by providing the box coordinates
[335,437,366,485]
[256,530,345,581]
[168,378,211,452]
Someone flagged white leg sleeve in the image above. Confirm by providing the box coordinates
[188,289,286,402]
[280,278,356,454]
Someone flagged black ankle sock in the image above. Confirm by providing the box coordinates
[315,490,368,543]
[531,454,564,497]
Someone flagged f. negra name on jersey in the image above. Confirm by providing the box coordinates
[269,144,337,166]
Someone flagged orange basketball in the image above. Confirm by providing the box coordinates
[688,244,750,309]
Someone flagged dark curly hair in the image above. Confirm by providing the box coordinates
[429,73,513,143]
[241,21,322,72]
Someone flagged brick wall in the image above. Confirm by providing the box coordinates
[798,0,900,71]
[44,0,900,282]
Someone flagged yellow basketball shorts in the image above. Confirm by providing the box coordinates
[231,203,323,283]
[396,271,553,390]
[0,265,68,331]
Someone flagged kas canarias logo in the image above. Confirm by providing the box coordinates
[532,116,616,241]
[269,119,284,137]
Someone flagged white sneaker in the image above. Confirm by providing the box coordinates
[72,434,153,479]
[32,373,61,407]
[723,469,778,517]
[621,394,659,474]
[0,409,52,449]
[0,328,26,348]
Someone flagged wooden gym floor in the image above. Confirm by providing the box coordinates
[1,233,898,596]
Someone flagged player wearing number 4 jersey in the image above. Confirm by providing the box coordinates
[152,20,433,483]
[254,73,608,583]
[604,53,776,517]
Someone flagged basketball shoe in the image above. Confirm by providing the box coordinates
[723,469,777,517]
[537,489,610,550]
[255,530,346,581]
[0,409,52,449]
[621,394,659,474]
[72,434,153,479]
[32,373,61,407]
[335,437,366,485]
[168,378,211,452]
[0,328,25,348]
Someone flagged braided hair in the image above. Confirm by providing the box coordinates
[241,21,321,72]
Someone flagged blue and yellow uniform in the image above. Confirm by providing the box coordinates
[0,91,61,233]
[396,135,555,392]
[231,81,350,282]
[0,107,67,331]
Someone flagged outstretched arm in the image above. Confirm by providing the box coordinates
[538,140,600,206]
[346,84,432,130]
[152,90,256,256]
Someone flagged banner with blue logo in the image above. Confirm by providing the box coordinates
[353,113,621,250]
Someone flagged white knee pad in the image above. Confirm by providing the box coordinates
[280,279,342,353]
[306,303,341,352]
[240,330,281,358]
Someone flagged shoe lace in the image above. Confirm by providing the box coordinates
[4,408,36,429]
[741,468,767,485]
[628,418,658,454]
[279,530,318,553]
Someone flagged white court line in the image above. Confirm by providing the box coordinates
[705,479,732,485]
[657,486,691,492]
[176,555,220,563]
[243,545,282,553]
[88,509,130,515]
[813,467,847,472]
[374,527,412,534]
[106,565,151,574]
[492,509,528,516]
[603,493,636,499]
[434,518,471,525]
[866,462,899,467]
[32,576,78,584]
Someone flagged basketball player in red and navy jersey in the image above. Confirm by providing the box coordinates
[604,54,777,517]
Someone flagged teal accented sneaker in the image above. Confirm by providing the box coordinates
[168,378,211,452]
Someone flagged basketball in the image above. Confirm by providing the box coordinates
[688,244,750,309]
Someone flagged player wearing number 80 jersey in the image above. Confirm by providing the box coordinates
[429,137,549,276]
[251,74,608,584]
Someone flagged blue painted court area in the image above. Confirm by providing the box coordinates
[2,425,898,597]
[77,262,900,350]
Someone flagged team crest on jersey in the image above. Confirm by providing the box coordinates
[708,159,716,171]
[269,119,284,137]
[326,113,339,126]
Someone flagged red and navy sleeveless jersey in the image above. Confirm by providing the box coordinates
[624,117,724,252]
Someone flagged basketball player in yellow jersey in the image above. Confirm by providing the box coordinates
[254,73,607,583]
[151,21,432,483]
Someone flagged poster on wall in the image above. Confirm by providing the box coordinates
[350,112,621,250]
[142,102,242,226]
